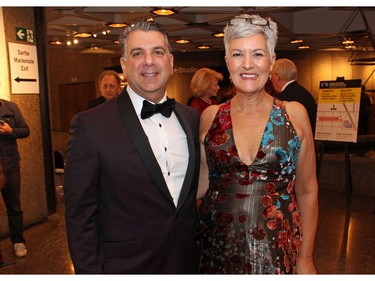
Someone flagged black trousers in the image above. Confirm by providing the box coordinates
[1,169,24,244]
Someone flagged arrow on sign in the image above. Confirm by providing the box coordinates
[14,77,37,83]
[17,29,25,40]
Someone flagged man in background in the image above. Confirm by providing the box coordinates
[358,85,372,135]
[271,58,317,135]
[86,70,122,110]
[0,99,30,258]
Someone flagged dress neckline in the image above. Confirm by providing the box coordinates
[200,97,212,105]
[227,98,276,167]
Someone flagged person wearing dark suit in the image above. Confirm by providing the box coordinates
[358,85,372,135]
[86,95,106,110]
[271,58,317,135]
[64,19,200,274]
[0,99,30,258]
[86,70,122,110]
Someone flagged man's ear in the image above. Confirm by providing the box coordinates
[120,57,126,76]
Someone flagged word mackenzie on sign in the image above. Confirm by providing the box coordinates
[8,42,39,94]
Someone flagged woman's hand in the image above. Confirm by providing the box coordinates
[295,256,317,274]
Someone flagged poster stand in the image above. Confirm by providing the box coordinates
[317,141,353,206]
[315,79,362,206]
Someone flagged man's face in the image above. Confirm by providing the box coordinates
[99,75,121,100]
[120,30,174,103]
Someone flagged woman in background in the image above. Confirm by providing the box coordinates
[189,68,223,114]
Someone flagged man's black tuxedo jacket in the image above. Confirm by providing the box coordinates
[64,90,200,273]
[86,95,106,110]
[278,81,317,134]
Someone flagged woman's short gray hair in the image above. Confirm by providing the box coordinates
[224,14,278,57]
[119,19,172,61]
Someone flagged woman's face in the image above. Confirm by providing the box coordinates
[225,33,275,97]
[206,78,220,98]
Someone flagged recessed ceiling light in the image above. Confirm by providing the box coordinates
[197,45,210,49]
[74,32,92,38]
[342,39,354,44]
[213,32,224,38]
[49,41,63,45]
[290,39,303,44]
[80,47,115,54]
[176,39,190,44]
[152,9,175,16]
[107,22,127,28]
[298,45,310,49]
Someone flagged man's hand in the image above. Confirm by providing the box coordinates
[0,122,13,135]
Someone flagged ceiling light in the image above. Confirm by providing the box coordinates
[213,32,224,38]
[342,39,354,44]
[298,45,310,49]
[80,47,116,54]
[107,22,126,28]
[73,39,79,44]
[290,39,303,44]
[152,9,175,16]
[113,40,120,44]
[49,41,63,45]
[66,40,72,46]
[197,45,210,49]
[345,45,356,49]
[176,39,189,44]
[74,32,92,38]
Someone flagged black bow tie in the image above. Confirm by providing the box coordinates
[141,98,176,119]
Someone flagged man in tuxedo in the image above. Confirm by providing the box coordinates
[86,70,122,110]
[64,20,200,274]
[271,58,317,135]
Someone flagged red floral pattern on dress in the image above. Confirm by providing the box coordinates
[198,99,302,274]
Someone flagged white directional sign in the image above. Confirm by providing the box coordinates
[8,42,39,94]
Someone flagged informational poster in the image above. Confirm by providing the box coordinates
[314,79,362,143]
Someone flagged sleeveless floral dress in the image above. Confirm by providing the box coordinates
[198,98,302,274]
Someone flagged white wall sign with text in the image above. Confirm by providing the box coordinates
[0,8,11,100]
[314,79,362,143]
[8,42,39,94]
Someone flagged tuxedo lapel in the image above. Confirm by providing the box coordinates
[173,103,196,212]
[116,90,174,206]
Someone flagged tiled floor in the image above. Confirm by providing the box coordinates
[1,188,375,274]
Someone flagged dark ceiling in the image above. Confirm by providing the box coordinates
[45,6,375,56]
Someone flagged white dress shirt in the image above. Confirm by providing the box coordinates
[127,86,188,206]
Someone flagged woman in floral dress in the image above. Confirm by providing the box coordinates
[197,14,318,274]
